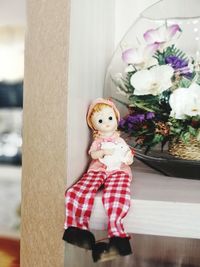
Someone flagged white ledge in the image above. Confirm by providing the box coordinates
[90,160,200,239]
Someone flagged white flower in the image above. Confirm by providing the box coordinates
[169,83,200,119]
[124,65,135,73]
[122,44,159,69]
[143,24,181,49]
[130,65,174,96]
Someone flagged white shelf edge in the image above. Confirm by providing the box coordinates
[90,195,200,239]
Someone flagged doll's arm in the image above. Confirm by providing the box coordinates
[124,150,134,165]
[120,138,134,165]
[90,149,114,160]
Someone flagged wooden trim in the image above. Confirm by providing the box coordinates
[20,1,70,266]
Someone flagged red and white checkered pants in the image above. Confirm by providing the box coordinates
[64,171,131,238]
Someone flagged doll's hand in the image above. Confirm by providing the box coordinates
[90,149,114,160]
[124,150,134,165]
[102,148,114,157]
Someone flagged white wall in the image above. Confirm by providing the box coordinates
[67,0,115,185]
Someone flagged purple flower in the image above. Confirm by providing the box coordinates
[119,112,156,133]
[165,55,188,69]
[144,24,181,45]
[165,56,192,76]
[128,123,134,130]
[146,112,155,120]
[127,114,145,123]
[122,43,160,65]
[118,118,126,129]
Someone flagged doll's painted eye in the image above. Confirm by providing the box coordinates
[108,116,113,120]
[98,119,103,123]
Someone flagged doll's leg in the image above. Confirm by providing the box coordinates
[92,171,132,262]
[63,171,106,249]
[64,171,105,229]
[103,171,131,238]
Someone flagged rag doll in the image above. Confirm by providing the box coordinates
[63,98,134,262]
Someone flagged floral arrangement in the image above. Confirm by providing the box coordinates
[113,24,200,152]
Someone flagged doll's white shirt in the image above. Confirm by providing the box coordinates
[87,133,133,179]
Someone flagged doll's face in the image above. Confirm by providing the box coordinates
[91,106,118,133]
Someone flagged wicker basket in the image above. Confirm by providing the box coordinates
[168,137,200,160]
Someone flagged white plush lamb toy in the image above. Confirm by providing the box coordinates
[99,142,129,171]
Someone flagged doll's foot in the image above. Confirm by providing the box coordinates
[109,236,132,256]
[92,236,132,262]
[92,241,114,262]
[63,226,95,250]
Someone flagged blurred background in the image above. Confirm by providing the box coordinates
[0,0,25,266]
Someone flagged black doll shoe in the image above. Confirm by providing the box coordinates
[92,241,110,262]
[92,236,132,262]
[63,226,95,250]
[109,236,132,256]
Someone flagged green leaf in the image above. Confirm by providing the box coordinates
[153,44,188,66]
[196,129,200,141]
[178,77,192,88]
[188,126,196,136]
[195,73,200,85]
[170,126,182,134]
[152,134,164,144]
[129,94,161,113]
[180,132,191,143]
